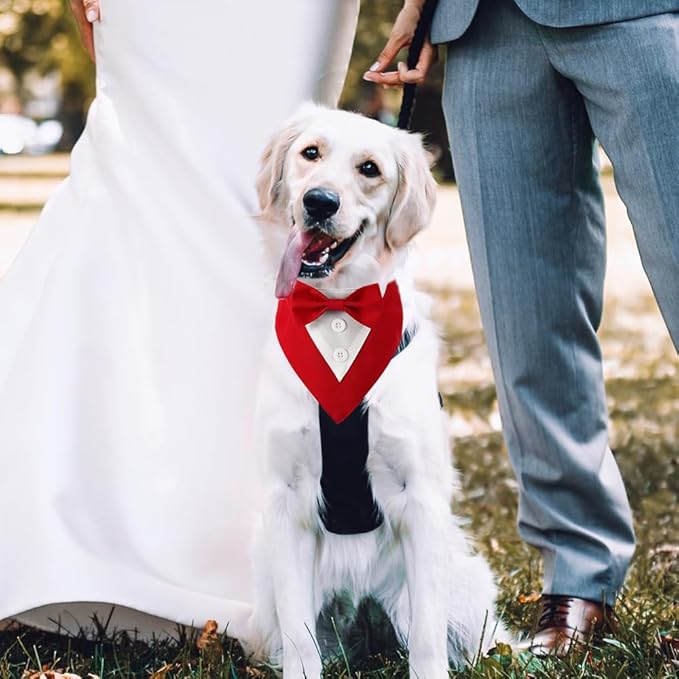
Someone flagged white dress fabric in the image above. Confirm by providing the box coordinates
[0,0,358,638]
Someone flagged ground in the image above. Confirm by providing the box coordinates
[0,156,676,677]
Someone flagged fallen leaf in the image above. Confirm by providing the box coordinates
[149,664,173,679]
[197,619,220,651]
[489,537,505,554]
[518,592,541,605]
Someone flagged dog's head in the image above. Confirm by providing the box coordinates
[256,104,437,296]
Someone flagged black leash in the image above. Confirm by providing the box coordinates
[396,0,440,131]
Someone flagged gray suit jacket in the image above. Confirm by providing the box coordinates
[431,0,679,43]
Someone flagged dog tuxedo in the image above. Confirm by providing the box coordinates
[276,280,411,534]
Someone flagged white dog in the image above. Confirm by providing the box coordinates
[248,104,507,678]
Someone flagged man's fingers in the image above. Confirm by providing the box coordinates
[398,41,437,84]
[363,71,404,88]
[392,40,437,85]
[366,4,420,74]
[419,40,438,71]
[365,36,438,88]
[369,36,407,74]
[364,61,429,87]
[397,62,424,85]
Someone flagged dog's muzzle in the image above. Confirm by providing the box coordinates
[303,187,340,224]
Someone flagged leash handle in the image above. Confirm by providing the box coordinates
[396,0,439,131]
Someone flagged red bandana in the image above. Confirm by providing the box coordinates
[275,281,403,423]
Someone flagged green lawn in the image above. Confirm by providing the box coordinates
[1,285,676,678]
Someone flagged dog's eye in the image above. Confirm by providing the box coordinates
[358,160,381,178]
[301,146,320,161]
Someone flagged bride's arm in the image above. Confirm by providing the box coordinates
[69,0,101,61]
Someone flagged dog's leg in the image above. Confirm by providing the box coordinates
[246,535,281,664]
[399,490,452,679]
[268,517,322,679]
[445,548,509,667]
[251,390,324,676]
[380,582,410,648]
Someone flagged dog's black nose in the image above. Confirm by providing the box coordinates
[303,188,340,221]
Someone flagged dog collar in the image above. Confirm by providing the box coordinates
[394,323,417,357]
[276,281,404,423]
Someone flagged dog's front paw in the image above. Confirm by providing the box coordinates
[283,655,322,679]
[408,653,450,679]
[280,636,322,679]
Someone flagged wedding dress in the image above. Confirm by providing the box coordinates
[0,0,358,638]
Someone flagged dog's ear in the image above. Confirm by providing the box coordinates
[256,102,319,221]
[385,132,437,250]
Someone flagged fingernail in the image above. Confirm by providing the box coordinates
[86,9,98,22]
[369,62,380,72]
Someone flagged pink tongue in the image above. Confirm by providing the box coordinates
[275,228,314,298]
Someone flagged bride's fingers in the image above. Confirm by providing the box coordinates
[83,0,100,22]
[69,0,97,61]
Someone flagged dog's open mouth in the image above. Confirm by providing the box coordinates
[275,224,364,298]
[299,226,363,278]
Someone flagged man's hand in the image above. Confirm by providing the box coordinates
[363,1,437,88]
[69,0,100,62]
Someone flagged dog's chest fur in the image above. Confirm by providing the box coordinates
[256,283,454,552]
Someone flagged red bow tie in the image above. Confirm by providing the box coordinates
[289,282,386,328]
[276,280,403,423]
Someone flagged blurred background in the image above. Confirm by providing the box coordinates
[0,0,93,154]
[0,1,455,174]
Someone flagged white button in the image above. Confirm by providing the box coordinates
[332,348,349,362]
[331,318,347,333]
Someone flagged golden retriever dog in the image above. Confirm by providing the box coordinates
[247,104,507,678]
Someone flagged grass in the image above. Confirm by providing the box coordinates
[1,287,677,678]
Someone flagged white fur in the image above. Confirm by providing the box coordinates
[248,105,508,678]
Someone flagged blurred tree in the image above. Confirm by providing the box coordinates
[0,0,94,147]
[0,0,453,173]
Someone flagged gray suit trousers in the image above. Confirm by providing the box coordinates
[440,0,679,604]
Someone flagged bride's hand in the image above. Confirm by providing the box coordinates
[362,1,437,88]
[69,0,100,62]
